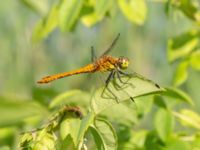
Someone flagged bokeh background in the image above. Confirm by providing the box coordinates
[0,0,200,149]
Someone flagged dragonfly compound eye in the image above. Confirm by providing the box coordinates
[118,57,129,70]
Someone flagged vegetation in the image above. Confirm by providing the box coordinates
[0,0,200,149]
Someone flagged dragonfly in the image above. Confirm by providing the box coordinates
[37,34,159,102]
[37,34,129,84]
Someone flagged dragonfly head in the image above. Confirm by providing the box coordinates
[117,57,130,70]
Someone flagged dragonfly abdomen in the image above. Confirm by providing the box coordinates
[37,64,96,84]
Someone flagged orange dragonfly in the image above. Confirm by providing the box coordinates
[37,34,159,102]
[37,34,129,85]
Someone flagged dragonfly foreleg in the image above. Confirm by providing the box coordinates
[113,70,136,102]
[116,70,135,89]
[101,71,120,103]
[118,70,133,77]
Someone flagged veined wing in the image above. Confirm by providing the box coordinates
[130,71,160,88]
[100,33,120,57]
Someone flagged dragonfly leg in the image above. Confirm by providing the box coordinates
[112,71,136,102]
[102,85,120,103]
[102,71,133,102]
[116,70,135,89]
[101,71,135,103]
[111,73,135,102]
[101,71,120,103]
[118,70,133,77]
[126,70,160,88]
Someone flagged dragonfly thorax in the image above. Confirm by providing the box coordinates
[117,57,130,70]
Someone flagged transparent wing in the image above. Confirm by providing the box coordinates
[91,46,97,62]
[100,33,120,57]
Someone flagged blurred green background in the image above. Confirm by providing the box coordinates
[0,0,200,149]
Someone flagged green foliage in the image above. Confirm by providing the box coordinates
[90,118,117,150]
[20,129,57,149]
[118,0,147,25]
[173,109,200,129]
[59,111,95,149]
[0,0,200,149]
[49,89,90,108]
[167,0,200,86]
[91,74,163,114]
[95,0,114,20]
[59,0,83,31]
[0,97,48,127]
[154,108,174,142]
[173,60,189,86]
[20,0,49,16]
[189,50,200,70]
[168,0,200,23]
[32,3,59,41]
[163,87,193,105]
[18,75,163,149]
[25,0,148,41]
[165,137,191,150]
[167,30,199,63]
[17,74,198,149]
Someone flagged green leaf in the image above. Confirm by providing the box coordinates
[49,89,90,108]
[81,12,99,27]
[32,3,59,41]
[95,0,113,20]
[154,95,167,109]
[19,132,33,149]
[60,112,94,147]
[76,112,94,146]
[59,0,83,31]
[80,2,99,27]
[20,0,49,16]
[173,109,200,129]
[91,74,163,114]
[0,127,16,140]
[123,130,147,149]
[191,134,200,150]
[0,97,48,127]
[189,50,200,70]
[154,108,174,142]
[118,0,147,25]
[173,60,189,86]
[20,129,57,149]
[33,129,57,150]
[60,135,75,150]
[145,131,164,150]
[35,133,57,150]
[60,118,81,145]
[90,118,117,150]
[100,102,139,126]
[165,137,190,150]
[179,0,200,23]
[165,0,171,16]
[167,30,199,62]
[163,87,193,105]
[89,126,105,150]
[135,95,154,117]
